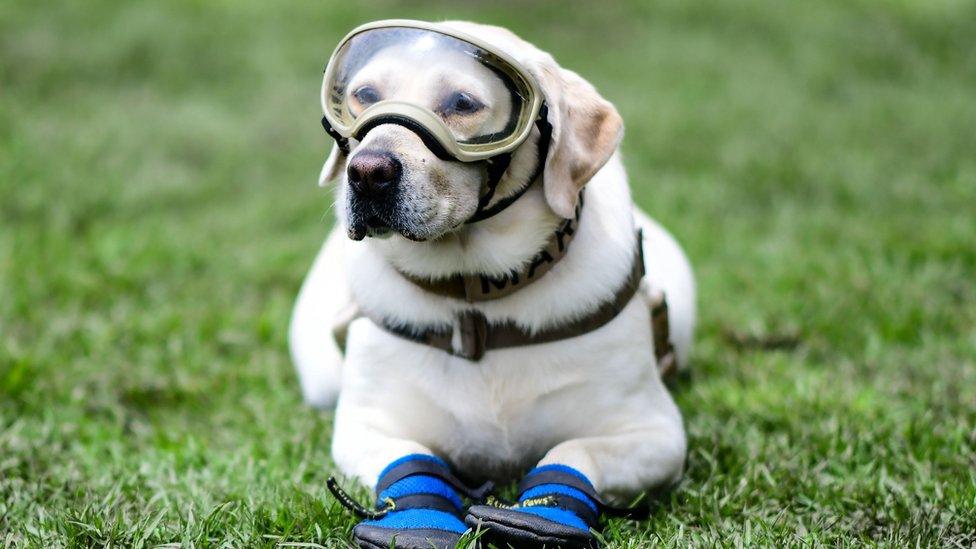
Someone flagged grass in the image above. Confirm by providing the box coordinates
[1,0,975,546]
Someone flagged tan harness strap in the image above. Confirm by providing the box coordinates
[383,237,642,360]
[649,291,677,379]
[371,230,676,376]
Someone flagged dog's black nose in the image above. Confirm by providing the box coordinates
[347,152,401,198]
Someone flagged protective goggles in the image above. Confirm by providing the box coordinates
[320,20,547,162]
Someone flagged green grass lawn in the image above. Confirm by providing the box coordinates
[2,0,975,546]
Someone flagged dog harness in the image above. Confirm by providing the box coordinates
[331,190,678,377]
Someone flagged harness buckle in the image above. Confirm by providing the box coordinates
[454,310,489,361]
[462,276,485,303]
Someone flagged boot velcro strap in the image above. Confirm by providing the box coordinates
[387,493,461,515]
[518,470,601,504]
[376,457,493,501]
[519,468,650,520]
[545,494,600,527]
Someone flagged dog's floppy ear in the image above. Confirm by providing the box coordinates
[318,143,347,187]
[532,62,623,218]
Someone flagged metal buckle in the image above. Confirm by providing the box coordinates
[454,310,489,361]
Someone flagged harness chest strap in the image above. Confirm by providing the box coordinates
[385,231,645,361]
[332,229,678,379]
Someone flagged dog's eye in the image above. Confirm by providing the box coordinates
[439,91,484,116]
[352,85,381,107]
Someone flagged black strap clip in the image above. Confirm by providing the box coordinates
[321,116,350,155]
[454,310,489,361]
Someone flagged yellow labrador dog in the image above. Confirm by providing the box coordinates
[290,20,694,548]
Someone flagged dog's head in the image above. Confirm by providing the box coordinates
[319,21,623,241]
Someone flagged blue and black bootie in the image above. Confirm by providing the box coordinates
[327,454,492,549]
[465,464,649,548]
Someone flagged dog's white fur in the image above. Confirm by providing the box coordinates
[290,21,694,500]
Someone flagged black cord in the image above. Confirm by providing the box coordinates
[326,477,393,520]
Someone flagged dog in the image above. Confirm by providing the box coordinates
[289,20,694,547]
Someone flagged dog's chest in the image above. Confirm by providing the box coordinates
[344,299,656,471]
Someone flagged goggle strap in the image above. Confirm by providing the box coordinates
[321,115,350,155]
[473,153,513,215]
[466,103,553,224]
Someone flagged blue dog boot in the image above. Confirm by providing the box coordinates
[465,465,649,548]
[328,454,492,549]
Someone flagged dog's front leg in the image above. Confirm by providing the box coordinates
[466,409,686,547]
[538,411,687,498]
[331,411,434,487]
[331,406,488,548]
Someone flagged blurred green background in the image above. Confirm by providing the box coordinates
[1,0,974,546]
